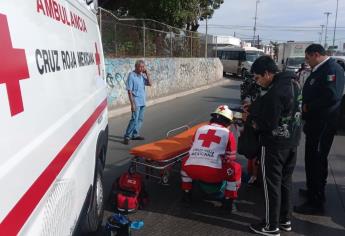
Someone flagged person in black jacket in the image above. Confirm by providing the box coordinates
[294,44,345,214]
[246,56,302,236]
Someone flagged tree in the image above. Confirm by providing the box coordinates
[99,0,224,31]
[270,41,279,61]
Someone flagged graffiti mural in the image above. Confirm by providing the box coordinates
[104,58,223,108]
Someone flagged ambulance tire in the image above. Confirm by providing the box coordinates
[82,158,104,233]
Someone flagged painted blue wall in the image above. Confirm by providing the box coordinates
[105,58,223,109]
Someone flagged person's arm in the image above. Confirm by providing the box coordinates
[251,91,284,132]
[127,90,136,112]
[126,73,136,112]
[305,69,342,113]
[225,132,237,161]
[143,68,152,86]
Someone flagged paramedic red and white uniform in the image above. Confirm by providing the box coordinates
[181,123,241,199]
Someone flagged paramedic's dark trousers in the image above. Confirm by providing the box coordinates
[304,119,337,203]
[260,146,297,228]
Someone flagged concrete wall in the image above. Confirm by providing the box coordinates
[105,58,223,109]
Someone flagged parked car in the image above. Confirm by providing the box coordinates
[332,56,345,71]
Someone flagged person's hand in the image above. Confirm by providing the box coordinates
[242,103,250,122]
[131,104,136,112]
[142,67,148,74]
[303,104,308,113]
[242,102,250,112]
[242,112,248,122]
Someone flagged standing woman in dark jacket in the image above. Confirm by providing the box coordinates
[246,56,302,236]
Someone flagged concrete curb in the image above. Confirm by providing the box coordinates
[108,78,231,118]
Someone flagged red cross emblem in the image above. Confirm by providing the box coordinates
[198,129,221,148]
[0,14,29,116]
[95,42,100,75]
[218,106,226,111]
[227,168,234,176]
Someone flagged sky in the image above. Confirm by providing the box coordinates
[198,0,345,48]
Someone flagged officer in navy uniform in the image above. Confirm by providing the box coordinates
[295,44,345,214]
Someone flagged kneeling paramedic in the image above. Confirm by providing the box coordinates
[180,105,241,212]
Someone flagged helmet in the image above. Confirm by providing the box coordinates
[211,105,233,121]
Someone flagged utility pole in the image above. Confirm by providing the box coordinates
[205,16,208,58]
[253,0,260,47]
[320,24,325,44]
[318,32,323,44]
[324,12,332,49]
[257,35,260,48]
[332,0,339,47]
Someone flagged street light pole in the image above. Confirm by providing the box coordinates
[324,12,332,49]
[253,0,260,47]
[320,24,325,44]
[332,0,339,47]
[205,16,208,58]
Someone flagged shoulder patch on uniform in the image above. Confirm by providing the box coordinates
[327,75,336,82]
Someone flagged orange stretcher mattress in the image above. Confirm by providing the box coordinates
[130,122,207,161]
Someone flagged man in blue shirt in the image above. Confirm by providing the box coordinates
[124,60,152,145]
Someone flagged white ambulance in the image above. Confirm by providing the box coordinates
[0,0,108,235]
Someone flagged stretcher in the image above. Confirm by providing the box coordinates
[129,122,207,184]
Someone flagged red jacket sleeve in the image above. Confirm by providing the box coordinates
[225,132,237,160]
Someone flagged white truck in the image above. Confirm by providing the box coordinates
[0,0,108,235]
[277,42,312,72]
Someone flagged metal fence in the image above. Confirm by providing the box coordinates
[99,8,216,58]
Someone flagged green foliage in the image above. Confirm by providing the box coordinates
[270,41,279,60]
[101,0,224,31]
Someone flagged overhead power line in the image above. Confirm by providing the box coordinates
[199,24,345,29]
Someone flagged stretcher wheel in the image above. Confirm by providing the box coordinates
[129,164,136,174]
[161,170,170,185]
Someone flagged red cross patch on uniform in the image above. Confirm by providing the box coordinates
[227,167,234,176]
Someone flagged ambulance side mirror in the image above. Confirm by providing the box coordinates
[85,0,98,14]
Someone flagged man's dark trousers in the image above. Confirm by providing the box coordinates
[304,117,337,203]
[261,146,297,228]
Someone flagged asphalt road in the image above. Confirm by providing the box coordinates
[87,77,345,236]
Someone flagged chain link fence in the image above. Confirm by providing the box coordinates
[99,8,217,58]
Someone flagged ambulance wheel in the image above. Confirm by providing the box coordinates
[82,158,104,233]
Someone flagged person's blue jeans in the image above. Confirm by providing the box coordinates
[124,105,145,139]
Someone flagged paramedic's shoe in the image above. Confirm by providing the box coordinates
[131,136,145,140]
[123,137,130,145]
[279,221,292,232]
[222,199,236,213]
[249,223,280,236]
